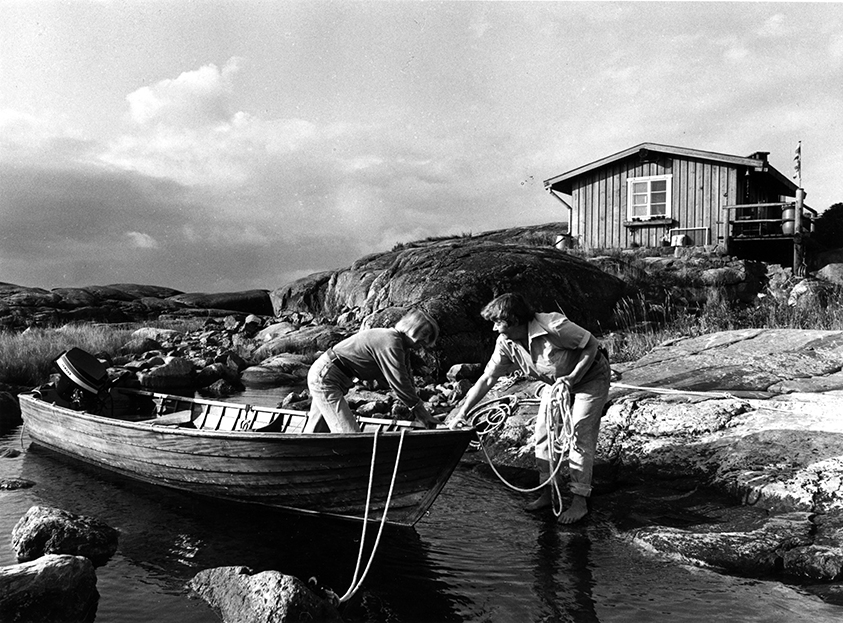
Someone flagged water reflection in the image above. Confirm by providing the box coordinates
[532,518,599,623]
[17,446,461,621]
[8,424,843,622]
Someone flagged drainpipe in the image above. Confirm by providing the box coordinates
[546,187,573,236]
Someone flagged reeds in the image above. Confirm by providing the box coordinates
[604,283,843,363]
[0,324,133,388]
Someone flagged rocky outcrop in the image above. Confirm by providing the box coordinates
[0,554,98,623]
[271,238,628,369]
[12,506,119,566]
[1,390,21,427]
[586,251,769,312]
[0,283,272,329]
[190,566,343,623]
[452,328,843,585]
[167,290,273,316]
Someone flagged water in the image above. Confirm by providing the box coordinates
[2,388,843,622]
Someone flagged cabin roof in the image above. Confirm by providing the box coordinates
[544,142,798,196]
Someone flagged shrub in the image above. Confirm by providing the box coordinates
[812,202,843,249]
[606,282,843,362]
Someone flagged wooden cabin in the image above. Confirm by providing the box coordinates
[544,143,815,269]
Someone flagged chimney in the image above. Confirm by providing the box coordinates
[748,151,769,162]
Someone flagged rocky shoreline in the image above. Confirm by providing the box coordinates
[3,226,843,620]
[469,328,843,605]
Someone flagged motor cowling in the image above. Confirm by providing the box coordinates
[53,347,109,411]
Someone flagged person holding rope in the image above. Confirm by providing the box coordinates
[305,309,442,433]
[448,293,610,524]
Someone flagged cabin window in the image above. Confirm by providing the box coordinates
[627,175,672,220]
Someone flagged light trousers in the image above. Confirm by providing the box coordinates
[534,356,610,497]
[305,352,360,433]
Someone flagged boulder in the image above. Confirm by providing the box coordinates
[0,554,98,623]
[241,354,310,388]
[271,239,627,370]
[269,271,334,318]
[446,363,484,382]
[256,321,297,342]
[0,478,35,490]
[252,326,351,360]
[51,288,100,308]
[242,314,263,335]
[0,390,22,426]
[137,356,196,389]
[5,289,62,307]
[817,263,843,287]
[240,366,301,388]
[190,566,342,623]
[201,378,240,397]
[788,279,837,309]
[80,285,139,302]
[131,327,184,344]
[167,290,274,316]
[121,336,162,356]
[196,362,227,388]
[104,283,183,299]
[12,506,119,566]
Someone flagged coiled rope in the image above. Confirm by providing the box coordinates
[339,425,406,604]
[467,378,575,517]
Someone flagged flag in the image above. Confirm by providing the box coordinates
[793,140,802,185]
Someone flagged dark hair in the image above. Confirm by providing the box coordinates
[480,293,534,326]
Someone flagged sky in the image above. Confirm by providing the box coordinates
[2,1,842,294]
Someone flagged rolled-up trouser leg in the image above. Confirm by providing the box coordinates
[305,353,360,433]
[534,367,610,498]
[567,369,610,497]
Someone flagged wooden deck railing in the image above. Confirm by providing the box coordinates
[724,202,813,240]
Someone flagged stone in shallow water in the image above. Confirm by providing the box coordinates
[190,566,342,623]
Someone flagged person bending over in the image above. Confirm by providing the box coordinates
[305,309,441,433]
[449,293,610,524]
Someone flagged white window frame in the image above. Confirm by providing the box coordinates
[626,174,672,221]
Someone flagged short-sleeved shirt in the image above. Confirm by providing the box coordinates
[484,312,592,385]
[332,328,420,407]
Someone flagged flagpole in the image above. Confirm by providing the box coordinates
[792,140,805,276]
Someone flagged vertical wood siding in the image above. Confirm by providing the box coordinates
[571,155,741,250]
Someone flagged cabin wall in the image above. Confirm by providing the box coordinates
[570,156,742,250]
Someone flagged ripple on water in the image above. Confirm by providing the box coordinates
[4,425,843,622]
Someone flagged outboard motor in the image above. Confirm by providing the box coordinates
[53,347,109,412]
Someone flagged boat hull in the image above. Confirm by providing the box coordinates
[19,392,473,526]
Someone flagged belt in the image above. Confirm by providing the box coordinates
[577,346,609,383]
[326,349,355,379]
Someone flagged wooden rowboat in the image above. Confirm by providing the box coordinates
[19,387,474,527]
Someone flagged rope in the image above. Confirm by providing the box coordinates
[339,426,406,604]
[467,378,575,517]
[543,380,575,517]
[610,382,741,400]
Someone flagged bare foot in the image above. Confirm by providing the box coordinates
[524,488,552,511]
[557,495,588,524]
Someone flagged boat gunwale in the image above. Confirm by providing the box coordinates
[19,391,474,442]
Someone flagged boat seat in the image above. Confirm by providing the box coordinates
[139,410,195,427]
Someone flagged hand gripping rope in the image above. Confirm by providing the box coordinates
[466,378,575,518]
[339,425,406,604]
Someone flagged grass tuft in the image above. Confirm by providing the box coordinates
[0,324,133,388]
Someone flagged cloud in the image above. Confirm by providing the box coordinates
[0,56,562,292]
[757,13,789,38]
[126,231,159,249]
[126,58,241,127]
